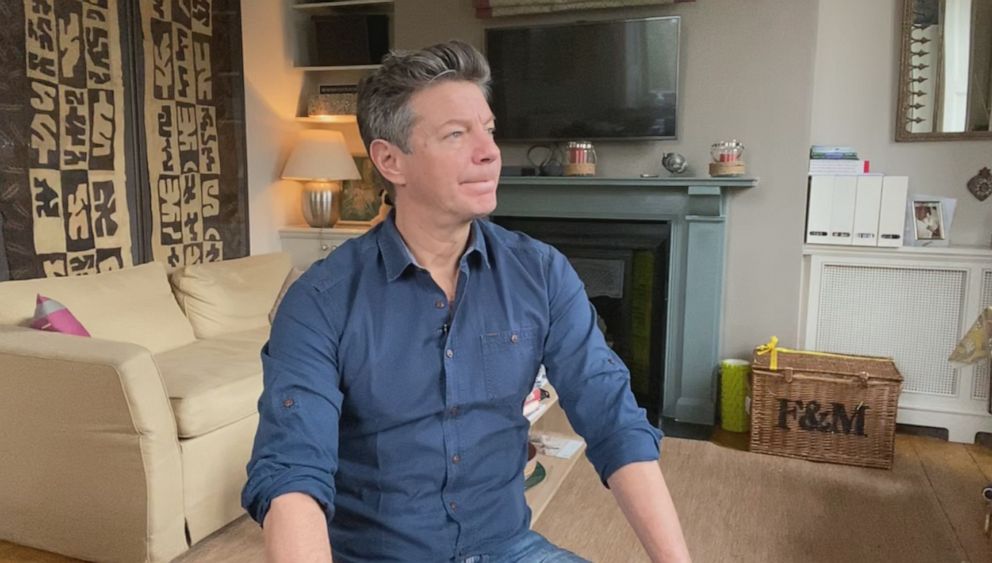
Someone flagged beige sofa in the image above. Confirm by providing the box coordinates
[0,252,293,562]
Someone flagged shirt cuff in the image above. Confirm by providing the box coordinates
[243,475,335,526]
[587,424,663,487]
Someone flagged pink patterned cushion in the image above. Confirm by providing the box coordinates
[30,294,90,337]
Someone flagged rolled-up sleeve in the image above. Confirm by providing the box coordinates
[241,277,344,525]
[541,247,662,485]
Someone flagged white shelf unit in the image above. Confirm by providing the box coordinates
[525,385,586,525]
[291,1,394,71]
[801,244,992,443]
[278,225,368,269]
[292,0,394,13]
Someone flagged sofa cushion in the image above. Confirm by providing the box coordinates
[155,329,268,439]
[0,262,195,354]
[31,295,91,336]
[170,253,293,339]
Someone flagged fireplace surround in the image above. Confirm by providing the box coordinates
[492,176,757,426]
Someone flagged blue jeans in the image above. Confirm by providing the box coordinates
[460,531,590,563]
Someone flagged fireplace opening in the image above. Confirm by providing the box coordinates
[492,216,671,425]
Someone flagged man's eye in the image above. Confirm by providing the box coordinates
[486,127,496,136]
[446,130,464,139]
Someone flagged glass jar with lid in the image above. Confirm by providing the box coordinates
[564,141,597,176]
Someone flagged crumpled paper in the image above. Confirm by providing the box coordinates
[949,306,992,365]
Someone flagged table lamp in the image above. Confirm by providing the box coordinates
[281,130,361,228]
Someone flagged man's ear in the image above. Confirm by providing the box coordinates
[369,139,406,187]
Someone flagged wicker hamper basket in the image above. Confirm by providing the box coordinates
[749,338,903,469]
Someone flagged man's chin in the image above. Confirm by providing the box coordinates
[461,179,499,194]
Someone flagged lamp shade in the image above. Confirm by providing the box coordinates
[281,130,361,182]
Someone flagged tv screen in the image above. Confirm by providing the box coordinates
[486,17,680,141]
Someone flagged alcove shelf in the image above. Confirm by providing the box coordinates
[292,0,394,14]
[295,64,382,72]
[291,0,393,70]
[295,115,357,124]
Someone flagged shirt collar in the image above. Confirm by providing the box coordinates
[377,211,491,282]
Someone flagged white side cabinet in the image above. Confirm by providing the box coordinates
[279,226,368,269]
[802,244,992,443]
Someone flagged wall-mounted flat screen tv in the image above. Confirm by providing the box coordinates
[486,16,680,142]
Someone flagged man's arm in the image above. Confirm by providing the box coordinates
[607,462,691,563]
[264,493,333,563]
[242,276,344,560]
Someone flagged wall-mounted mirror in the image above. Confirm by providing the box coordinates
[896,0,992,141]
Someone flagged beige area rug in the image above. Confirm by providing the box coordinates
[535,436,971,563]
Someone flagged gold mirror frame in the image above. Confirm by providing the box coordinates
[895,0,992,141]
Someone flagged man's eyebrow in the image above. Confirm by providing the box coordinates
[438,115,496,128]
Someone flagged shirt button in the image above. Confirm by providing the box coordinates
[282,398,294,408]
[435,300,446,309]
[510,334,519,343]
[446,349,454,359]
[449,406,460,417]
[452,454,461,464]
[449,501,458,511]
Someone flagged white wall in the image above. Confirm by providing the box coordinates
[398,0,819,358]
[812,0,992,246]
[241,0,306,254]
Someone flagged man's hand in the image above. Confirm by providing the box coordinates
[607,461,691,563]
[263,492,333,563]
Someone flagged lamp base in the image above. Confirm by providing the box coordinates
[302,181,343,228]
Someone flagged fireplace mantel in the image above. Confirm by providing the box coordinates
[493,176,758,426]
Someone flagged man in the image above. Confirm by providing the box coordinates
[242,40,691,563]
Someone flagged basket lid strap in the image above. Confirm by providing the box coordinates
[770,368,884,383]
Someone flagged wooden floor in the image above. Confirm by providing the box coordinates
[2,431,991,563]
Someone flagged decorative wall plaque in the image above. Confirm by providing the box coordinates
[967,167,992,202]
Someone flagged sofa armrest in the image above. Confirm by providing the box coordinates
[0,325,188,563]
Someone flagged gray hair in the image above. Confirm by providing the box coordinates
[357,40,492,198]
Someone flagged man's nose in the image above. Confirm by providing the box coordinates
[472,129,500,165]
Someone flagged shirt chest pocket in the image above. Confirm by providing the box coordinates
[480,327,542,402]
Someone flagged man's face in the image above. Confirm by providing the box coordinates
[392,80,502,223]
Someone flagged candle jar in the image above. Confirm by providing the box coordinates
[563,141,597,176]
[710,140,744,163]
[708,139,747,177]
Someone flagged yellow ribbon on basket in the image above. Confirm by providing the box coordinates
[756,336,781,369]
[755,336,892,371]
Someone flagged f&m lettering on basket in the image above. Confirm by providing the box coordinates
[776,399,870,436]
[750,337,903,469]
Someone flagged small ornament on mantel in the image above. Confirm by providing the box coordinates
[966,167,992,202]
[662,152,688,175]
[709,139,746,177]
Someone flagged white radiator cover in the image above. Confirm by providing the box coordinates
[973,270,992,401]
[804,246,992,443]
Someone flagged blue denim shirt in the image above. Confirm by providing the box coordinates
[242,214,662,562]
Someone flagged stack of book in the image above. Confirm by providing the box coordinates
[809,145,870,175]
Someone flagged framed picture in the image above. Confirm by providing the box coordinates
[912,200,944,240]
[339,157,386,227]
[906,195,956,246]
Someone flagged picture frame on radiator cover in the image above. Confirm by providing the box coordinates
[906,195,956,247]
